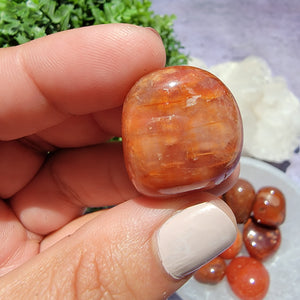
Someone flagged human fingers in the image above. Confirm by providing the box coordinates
[0,194,237,300]
[39,165,239,250]
[0,141,45,199]
[11,142,240,236]
[0,24,165,198]
[39,209,103,253]
[0,23,165,141]
[36,106,124,148]
[0,200,42,276]
[11,143,138,235]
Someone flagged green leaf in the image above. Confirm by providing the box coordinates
[0,0,188,65]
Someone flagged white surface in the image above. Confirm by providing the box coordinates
[177,156,300,299]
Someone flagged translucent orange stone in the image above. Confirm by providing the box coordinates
[122,66,243,197]
[223,178,256,223]
[252,186,286,227]
[226,256,269,300]
[194,256,226,284]
[243,218,281,261]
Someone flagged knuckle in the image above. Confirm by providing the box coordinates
[72,247,137,300]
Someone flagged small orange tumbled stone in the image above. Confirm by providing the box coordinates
[220,229,243,259]
[194,256,227,284]
[122,66,243,197]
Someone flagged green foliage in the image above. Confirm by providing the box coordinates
[0,0,188,66]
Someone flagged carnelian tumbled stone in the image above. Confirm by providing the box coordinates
[252,186,286,227]
[122,66,243,197]
[226,256,269,300]
[243,218,281,261]
[223,178,256,223]
[194,256,227,284]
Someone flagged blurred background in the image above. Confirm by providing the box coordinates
[152,0,299,98]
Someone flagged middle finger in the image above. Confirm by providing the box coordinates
[10,142,138,235]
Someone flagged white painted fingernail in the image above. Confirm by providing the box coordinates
[156,199,237,279]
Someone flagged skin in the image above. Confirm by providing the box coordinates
[0,24,239,299]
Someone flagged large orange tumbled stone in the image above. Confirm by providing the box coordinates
[122,66,243,197]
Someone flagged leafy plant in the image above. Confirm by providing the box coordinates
[0,0,188,66]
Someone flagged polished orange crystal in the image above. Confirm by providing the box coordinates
[122,66,243,197]
[194,256,227,284]
[223,178,256,223]
[252,186,286,227]
[226,256,269,300]
[243,218,281,261]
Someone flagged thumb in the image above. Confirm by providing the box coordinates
[0,194,236,299]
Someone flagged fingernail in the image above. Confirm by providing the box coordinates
[145,27,162,39]
[156,199,237,279]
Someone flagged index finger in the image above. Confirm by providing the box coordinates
[0,24,166,140]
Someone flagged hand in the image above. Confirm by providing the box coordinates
[0,24,238,299]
